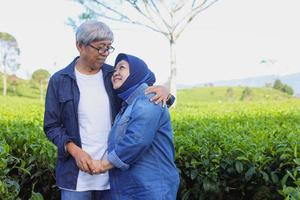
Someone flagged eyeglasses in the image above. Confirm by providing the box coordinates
[88,44,115,54]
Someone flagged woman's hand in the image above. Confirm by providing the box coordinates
[92,159,113,174]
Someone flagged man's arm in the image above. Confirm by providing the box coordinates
[145,85,175,107]
[66,142,95,174]
[43,76,95,173]
[43,76,74,160]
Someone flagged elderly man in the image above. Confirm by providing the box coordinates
[43,20,173,200]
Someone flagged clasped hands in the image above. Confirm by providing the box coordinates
[77,157,112,175]
[67,142,112,175]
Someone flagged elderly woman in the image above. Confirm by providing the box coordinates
[93,53,179,199]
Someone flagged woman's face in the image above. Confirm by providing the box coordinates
[112,60,130,89]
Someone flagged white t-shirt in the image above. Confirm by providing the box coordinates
[74,68,111,191]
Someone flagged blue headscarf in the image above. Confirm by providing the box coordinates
[114,53,156,100]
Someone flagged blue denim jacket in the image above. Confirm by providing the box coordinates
[107,83,179,200]
[43,57,121,190]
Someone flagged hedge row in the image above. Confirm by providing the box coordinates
[172,100,300,199]
[1,97,299,199]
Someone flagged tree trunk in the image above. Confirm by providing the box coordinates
[169,39,177,105]
[12,85,16,95]
[40,80,43,101]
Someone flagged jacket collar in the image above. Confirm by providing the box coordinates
[125,83,148,105]
[61,56,114,79]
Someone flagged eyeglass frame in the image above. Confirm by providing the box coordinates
[88,44,115,54]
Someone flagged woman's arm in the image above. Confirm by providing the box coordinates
[107,99,164,171]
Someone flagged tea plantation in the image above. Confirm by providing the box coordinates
[0,87,299,200]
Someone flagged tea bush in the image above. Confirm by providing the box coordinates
[172,100,300,199]
[1,96,299,199]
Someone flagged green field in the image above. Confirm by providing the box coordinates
[0,87,299,200]
[177,86,292,103]
[0,73,45,99]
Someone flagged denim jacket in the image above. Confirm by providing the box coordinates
[43,57,121,189]
[107,83,179,200]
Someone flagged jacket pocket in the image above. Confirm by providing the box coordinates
[59,95,74,120]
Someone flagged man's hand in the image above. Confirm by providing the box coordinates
[66,142,95,174]
[92,159,113,174]
[145,85,170,106]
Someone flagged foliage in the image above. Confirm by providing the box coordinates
[0,33,20,74]
[273,79,294,96]
[178,86,292,103]
[32,69,50,100]
[0,96,58,200]
[1,94,300,199]
[281,84,294,96]
[0,32,20,96]
[173,100,300,199]
[0,32,16,41]
[31,69,50,83]
[226,87,234,99]
[273,79,284,90]
[0,74,41,99]
[279,148,300,200]
[240,87,253,101]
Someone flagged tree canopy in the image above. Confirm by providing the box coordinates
[32,69,50,82]
[0,32,20,96]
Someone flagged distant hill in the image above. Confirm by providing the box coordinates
[178,72,300,96]
[1,71,299,100]
[177,86,293,104]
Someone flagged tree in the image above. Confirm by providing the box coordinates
[0,32,20,96]
[226,87,234,98]
[273,79,283,90]
[281,84,293,95]
[265,82,272,88]
[272,79,294,96]
[240,87,252,101]
[8,74,19,95]
[32,69,50,101]
[70,0,219,100]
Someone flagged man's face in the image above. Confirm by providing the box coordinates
[78,40,113,70]
[112,60,130,89]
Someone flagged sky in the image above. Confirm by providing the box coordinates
[0,0,300,86]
